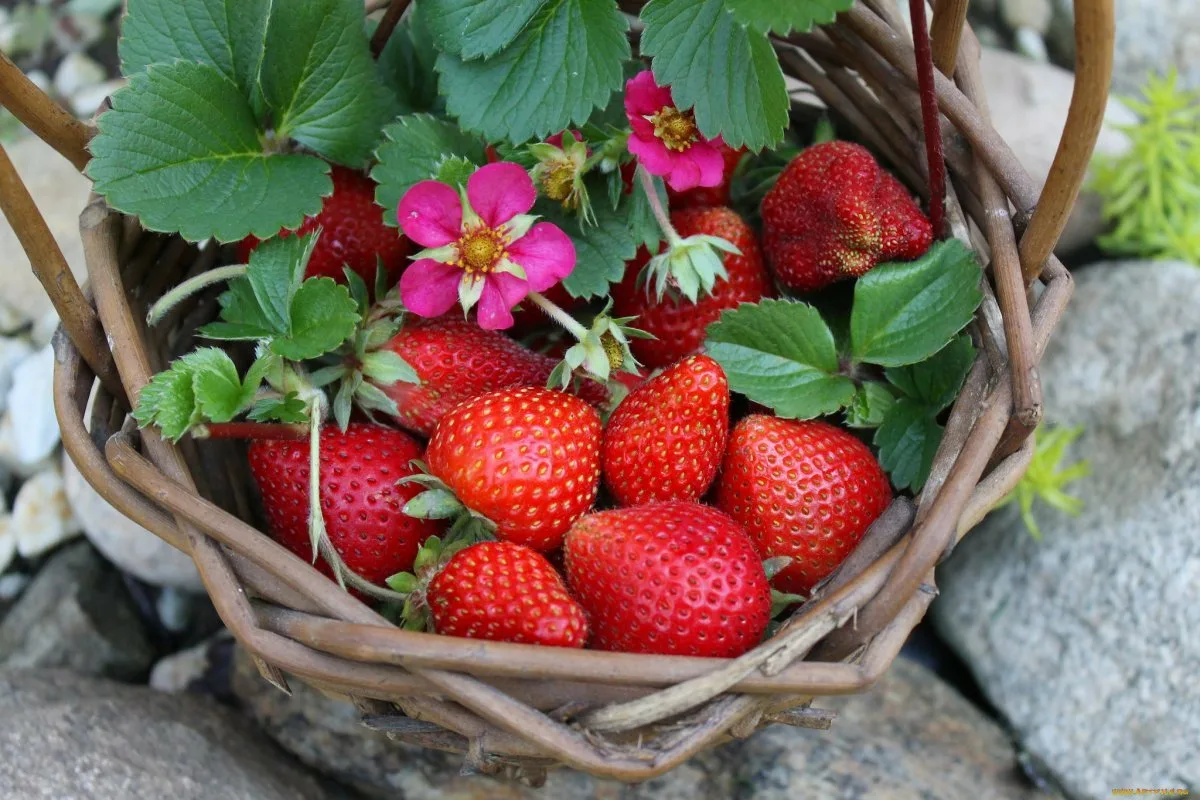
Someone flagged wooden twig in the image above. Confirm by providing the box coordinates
[370,0,411,57]
[930,0,970,76]
[908,0,947,233]
[0,53,91,172]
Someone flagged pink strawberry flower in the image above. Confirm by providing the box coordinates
[624,70,725,192]
[397,163,576,330]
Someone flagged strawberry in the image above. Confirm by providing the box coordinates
[424,386,602,552]
[602,354,729,506]
[564,501,771,657]
[715,415,892,596]
[237,166,409,287]
[761,141,933,293]
[426,540,588,648]
[611,206,772,368]
[666,143,744,209]
[378,316,606,436]
[248,423,440,587]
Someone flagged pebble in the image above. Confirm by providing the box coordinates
[52,51,105,100]
[10,466,81,559]
[1001,0,1053,35]
[68,77,125,118]
[0,338,34,418]
[3,345,61,470]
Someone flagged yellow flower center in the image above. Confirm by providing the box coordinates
[650,106,699,152]
[456,226,506,274]
[600,331,624,370]
[540,160,577,202]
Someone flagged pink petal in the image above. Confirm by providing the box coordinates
[629,114,656,140]
[628,132,677,177]
[397,181,462,248]
[466,162,536,228]
[399,258,462,318]
[666,158,702,192]
[689,141,726,187]
[475,273,529,330]
[508,222,576,292]
[624,70,674,117]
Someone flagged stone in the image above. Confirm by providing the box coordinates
[0,135,92,326]
[232,647,1045,799]
[1000,0,1052,34]
[979,47,1135,255]
[1108,0,1200,96]
[0,669,336,799]
[0,571,28,621]
[933,261,1200,799]
[63,454,204,590]
[150,634,231,694]
[0,300,26,336]
[0,337,33,417]
[0,516,12,575]
[4,344,60,468]
[1012,27,1049,64]
[10,465,81,559]
[0,542,155,681]
[52,51,105,100]
[69,77,126,118]
[0,413,56,480]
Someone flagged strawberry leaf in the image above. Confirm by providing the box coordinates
[377,4,441,114]
[542,198,637,300]
[850,240,983,368]
[627,166,667,252]
[371,114,488,227]
[132,364,199,442]
[423,0,547,60]
[88,61,331,243]
[360,350,419,386]
[640,0,788,150]
[885,335,976,413]
[875,398,943,493]
[705,299,856,419]
[845,381,895,429]
[132,347,260,440]
[272,279,361,361]
[435,0,630,143]
[248,393,310,423]
[724,0,854,35]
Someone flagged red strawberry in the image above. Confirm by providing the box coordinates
[237,166,409,287]
[564,501,771,657]
[426,540,588,648]
[666,143,744,209]
[248,423,440,587]
[612,206,772,368]
[761,141,933,293]
[715,415,892,596]
[602,354,729,506]
[379,316,606,436]
[425,386,602,552]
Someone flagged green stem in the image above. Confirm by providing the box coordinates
[638,167,683,247]
[146,264,247,327]
[526,291,590,341]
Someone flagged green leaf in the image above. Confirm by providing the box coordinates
[845,381,895,429]
[371,114,488,226]
[378,4,440,114]
[705,299,856,419]
[850,240,983,368]
[403,488,465,520]
[132,347,259,439]
[132,363,199,441]
[433,155,478,188]
[270,278,361,361]
[547,200,637,299]
[88,61,331,243]
[247,234,316,332]
[261,0,393,166]
[190,349,257,422]
[248,394,308,422]
[640,0,788,150]
[423,0,547,60]
[885,335,976,413]
[875,399,943,492]
[627,166,666,252]
[360,349,419,386]
[724,0,853,34]
[436,0,630,143]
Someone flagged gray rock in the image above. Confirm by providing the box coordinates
[933,261,1200,799]
[4,344,60,468]
[0,542,155,681]
[0,337,33,417]
[10,464,81,560]
[1109,0,1200,95]
[232,647,1044,799]
[1001,0,1052,35]
[149,633,231,694]
[979,48,1135,254]
[0,669,335,799]
[53,52,106,100]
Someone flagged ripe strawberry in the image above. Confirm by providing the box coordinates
[248,423,440,587]
[666,143,744,209]
[379,316,606,436]
[761,141,932,293]
[602,354,729,506]
[611,206,772,368]
[715,415,892,595]
[564,501,771,657]
[426,540,588,648]
[237,166,409,287]
[425,386,602,552]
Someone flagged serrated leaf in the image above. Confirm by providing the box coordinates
[371,114,488,226]
[434,155,477,188]
[88,61,331,243]
[378,4,440,114]
[423,0,547,60]
[248,393,309,423]
[261,0,393,166]
[436,0,630,144]
[845,381,895,429]
[850,240,983,368]
[875,399,943,492]
[544,200,637,299]
[885,335,976,413]
[724,0,853,34]
[640,0,788,150]
[190,348,256,422]
[132,363,199,441]
[201,279,279,341]
[705,299,856,419]
[627,166,666,251]
[360,350,419,386]
[270,278,361,361]
[247,234,316,332]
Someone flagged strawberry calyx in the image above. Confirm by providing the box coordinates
[764,556,806,618]
[384,534,473,630]
[529,134,595,225]
[399,461,499,544]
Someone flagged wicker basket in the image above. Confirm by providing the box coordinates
[0,0,1113,785]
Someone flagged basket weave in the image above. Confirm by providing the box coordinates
[0,0,1113,784]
